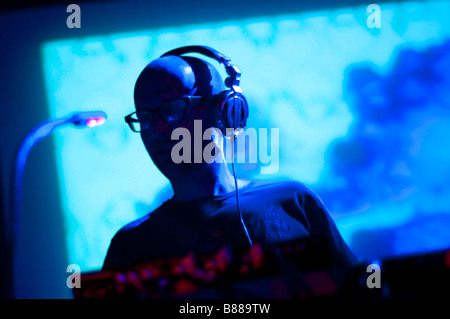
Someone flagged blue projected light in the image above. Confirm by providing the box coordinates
[42,1,450,271]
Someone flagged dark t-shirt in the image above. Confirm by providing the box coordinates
[102,180,358,271]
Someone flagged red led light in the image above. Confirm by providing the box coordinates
[86,117,106,127]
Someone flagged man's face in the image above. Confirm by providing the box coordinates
[133,60,216,179]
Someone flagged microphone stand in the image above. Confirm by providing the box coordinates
[4,111,106,298]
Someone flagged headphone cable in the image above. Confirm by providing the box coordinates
[231,134,253,248]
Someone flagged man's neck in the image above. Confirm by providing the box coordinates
[170,163,249,202]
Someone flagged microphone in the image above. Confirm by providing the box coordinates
[70,111,107,127]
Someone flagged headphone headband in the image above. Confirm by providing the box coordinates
[160,45,248,133]
[160,45,242,90]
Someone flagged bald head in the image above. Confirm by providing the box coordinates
[132,55,228,180]
[134,55,225,110]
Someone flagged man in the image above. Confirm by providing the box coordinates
[102,47,358,274]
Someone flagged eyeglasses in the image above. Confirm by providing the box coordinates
[125,96,208,132]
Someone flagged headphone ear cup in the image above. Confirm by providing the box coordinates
[224,77,234,88]
[216,91,248,136]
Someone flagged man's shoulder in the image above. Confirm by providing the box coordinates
[249,179,315,196]
[119,214,151,232]
[113,203,167,237]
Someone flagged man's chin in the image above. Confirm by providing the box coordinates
[154,158,209,179]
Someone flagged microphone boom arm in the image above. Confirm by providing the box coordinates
[5,111,106,298]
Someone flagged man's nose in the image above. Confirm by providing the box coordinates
[154,114,172,134]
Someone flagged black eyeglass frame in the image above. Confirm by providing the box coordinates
[124,96,212,132]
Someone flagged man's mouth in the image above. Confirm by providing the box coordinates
[156,144,177,154]
[157,147,172,153]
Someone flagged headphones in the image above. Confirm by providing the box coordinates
[160,45,249,136]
